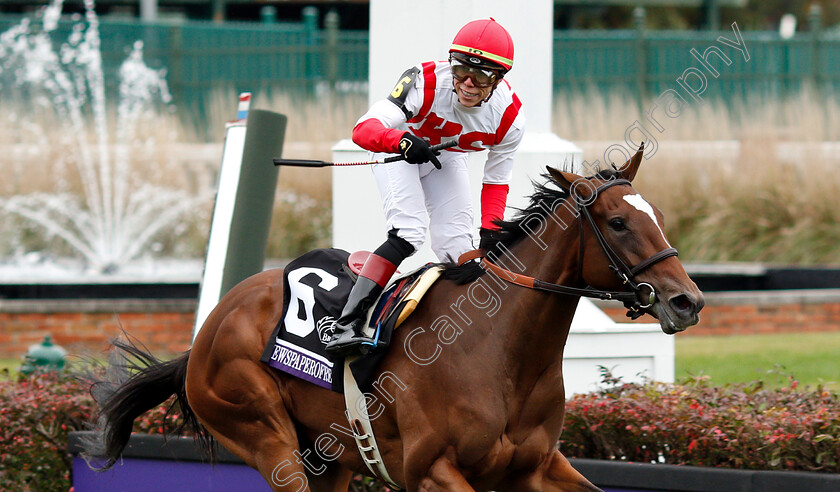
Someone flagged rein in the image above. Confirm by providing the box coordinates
[458,178,678,319]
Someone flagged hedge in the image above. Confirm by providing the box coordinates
[560,369,840,472]
[2,368,838,491]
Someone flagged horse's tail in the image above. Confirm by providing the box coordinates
[84,336,216,470]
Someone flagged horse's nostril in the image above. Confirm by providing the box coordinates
[669,294,694,314]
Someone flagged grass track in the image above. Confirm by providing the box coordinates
[675,331,840,391]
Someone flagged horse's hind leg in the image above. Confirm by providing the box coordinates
[206,413,351,492]
[186,382,312,491]
[185,346,325,490]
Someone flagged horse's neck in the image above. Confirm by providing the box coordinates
[489,220,583,380]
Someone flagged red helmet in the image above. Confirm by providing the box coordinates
[449,18,514,72]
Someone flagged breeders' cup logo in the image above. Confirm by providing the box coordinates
[316,316,336,344]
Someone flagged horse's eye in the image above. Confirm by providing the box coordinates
[608,218,626,231]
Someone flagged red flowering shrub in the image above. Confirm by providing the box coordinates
[132,395,189,436]
[0,369,95,492]
[560,370,840,472]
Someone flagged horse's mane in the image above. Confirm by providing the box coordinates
[442,168,619,285]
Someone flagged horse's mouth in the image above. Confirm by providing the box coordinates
[649,299,699,335]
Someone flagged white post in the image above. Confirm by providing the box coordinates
[139,0,158,22]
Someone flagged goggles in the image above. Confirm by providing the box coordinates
[450,58,500,88]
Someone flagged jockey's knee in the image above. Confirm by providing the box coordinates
[391,227,425,255]
[431,233,474,265]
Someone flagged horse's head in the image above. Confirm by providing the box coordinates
[547,144,704,334]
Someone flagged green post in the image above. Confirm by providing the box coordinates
[260,6,278,24]
[302,6,319,36]
[193,107,288,337]
[168,25,184,120]
[212,0,226,22]
[702,0,720,31]
[220,109,287,295]
[634,7,647,113]
[324,9,339,91]
[302,6,319,88]
[809,4,822,93]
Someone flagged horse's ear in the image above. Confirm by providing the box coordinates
[547,166,594,200]
[546,166,580,192]
[617,143,644,182]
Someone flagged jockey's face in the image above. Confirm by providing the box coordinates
[453,73,496,107]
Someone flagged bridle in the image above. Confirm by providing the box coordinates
[459,178,678,319]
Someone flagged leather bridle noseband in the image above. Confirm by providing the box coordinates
[459,178,678,319]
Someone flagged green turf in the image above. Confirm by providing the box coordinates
[675,331,840,392]
[1,358,21,376]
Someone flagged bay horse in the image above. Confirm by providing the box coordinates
[91,145,703,491]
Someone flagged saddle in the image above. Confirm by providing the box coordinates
[346,250,444,338]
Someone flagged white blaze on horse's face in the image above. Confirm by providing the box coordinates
[622,193,671,247]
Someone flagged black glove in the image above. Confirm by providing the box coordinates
[479,227,505,254]
[398,133,442,169]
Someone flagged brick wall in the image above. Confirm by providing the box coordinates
[594,289,840,336]
[0,299,196,359]
[3,289,840,359]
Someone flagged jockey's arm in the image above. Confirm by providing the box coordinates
[353,65,426,154]
[480,123,524,230]
[352,99,408,154]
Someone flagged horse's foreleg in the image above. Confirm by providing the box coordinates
[254,443,352,492]
[509,450,602,492]
[411,457,476,492]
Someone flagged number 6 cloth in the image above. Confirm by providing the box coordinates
[259,248,354,391]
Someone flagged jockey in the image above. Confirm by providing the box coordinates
[326,18,525,356]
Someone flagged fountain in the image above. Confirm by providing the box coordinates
[0,0,211,277]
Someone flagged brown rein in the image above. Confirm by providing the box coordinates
[457,248,640,304]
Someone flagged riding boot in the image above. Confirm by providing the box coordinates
[326,231,414,356]
[325,254,398,356]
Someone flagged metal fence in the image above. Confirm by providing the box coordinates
[554,26,840,105]
[0,14,369,119]
[1,12,838,125]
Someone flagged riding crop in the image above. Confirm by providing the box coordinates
[273,140,458,168]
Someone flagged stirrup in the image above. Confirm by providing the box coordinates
[326,333,373,356]
[326,318,367,354]
[325,320,385,356]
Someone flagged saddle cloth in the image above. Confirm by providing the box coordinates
[259,248,442,393]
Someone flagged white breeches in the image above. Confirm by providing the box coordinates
[371,154,474,265]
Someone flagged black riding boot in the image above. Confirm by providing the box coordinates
[325,231,413,356]
[324,275,386,356]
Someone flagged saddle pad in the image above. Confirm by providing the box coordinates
[259,248,357,392]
